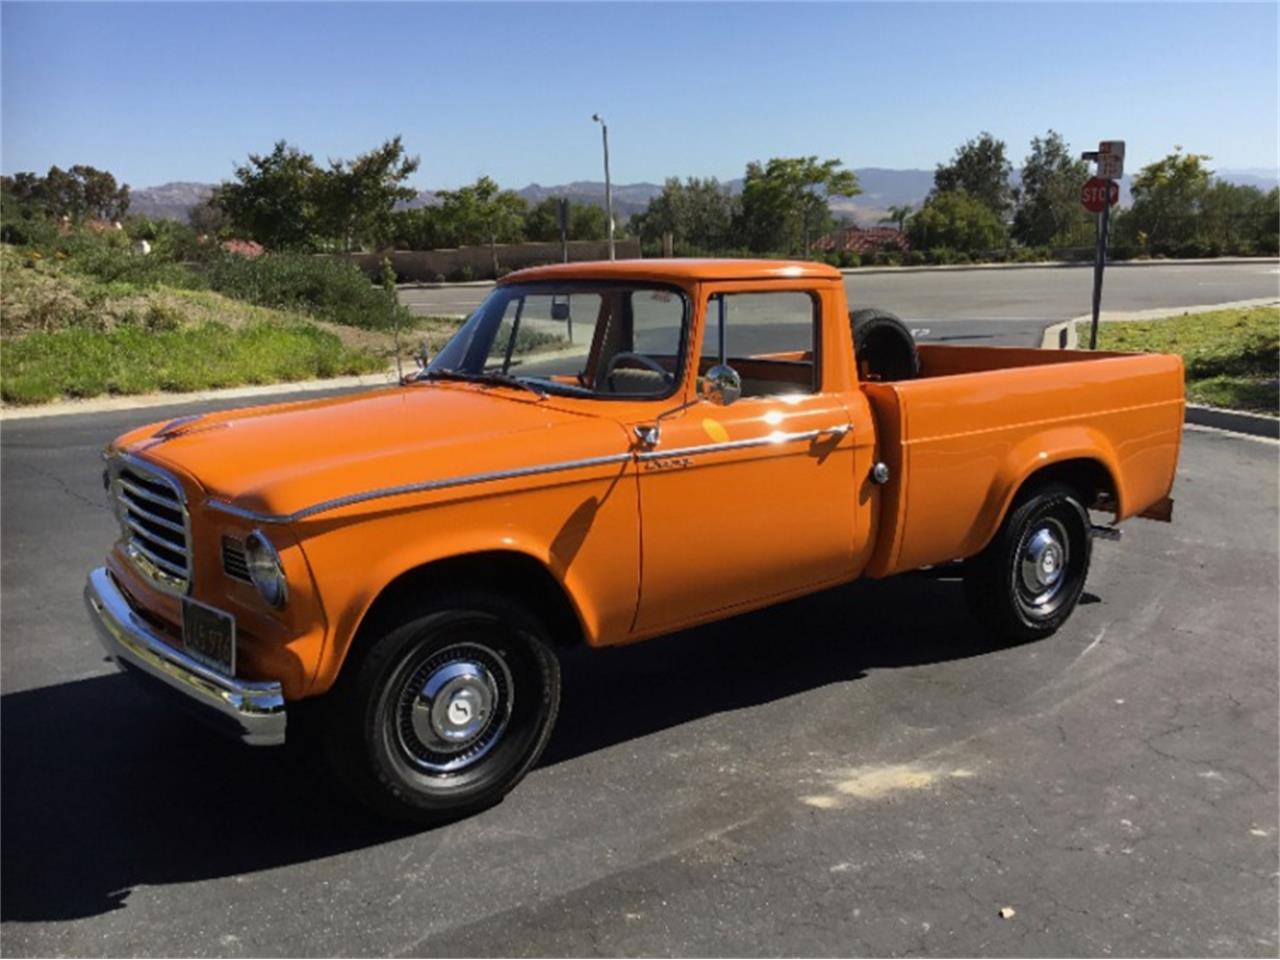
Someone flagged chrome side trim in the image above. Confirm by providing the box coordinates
[635,424,850,461]
[207,452,635,525]
[85,567,285,746]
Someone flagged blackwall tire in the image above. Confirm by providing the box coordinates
[963,482,1093,643]
[850,308,920,381]
[325,589,560,825]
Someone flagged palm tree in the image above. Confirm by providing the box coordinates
[880,204,914,233]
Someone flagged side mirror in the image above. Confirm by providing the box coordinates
[700,364,741,407]
[550,302,571,322]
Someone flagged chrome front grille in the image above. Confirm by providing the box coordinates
[110,457,191,593]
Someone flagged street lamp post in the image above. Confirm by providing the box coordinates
[592,113,616,260]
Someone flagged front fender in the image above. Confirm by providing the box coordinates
[293,467,640,696]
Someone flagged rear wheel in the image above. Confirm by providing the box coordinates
[963,482,1093,642]
[325,589,560,825]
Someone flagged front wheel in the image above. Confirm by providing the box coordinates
[325,590,560,825]
[963,483,1093,642]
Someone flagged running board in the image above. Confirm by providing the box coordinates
[1091,524,1123,542]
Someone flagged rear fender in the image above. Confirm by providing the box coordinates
[969,425,1125,556]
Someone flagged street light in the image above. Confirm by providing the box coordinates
[592,113,616,260]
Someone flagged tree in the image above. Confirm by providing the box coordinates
[316,136,420,251]
[630,177,736,251]
[215,141,323,251]
[1012,130,1090,248]
[524,198,611,243]
[736,156,860,255]
[188,190,228,237]
[1122,148,1213,252]
[1250,188,1280,255]
[390,206,448,251]
[907,190,1007,254]
[0,165,129,222]
[879,204,913,233]
[435,176,528,273]
[934,132,1013,218]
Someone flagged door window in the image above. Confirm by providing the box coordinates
[702,291,818,397]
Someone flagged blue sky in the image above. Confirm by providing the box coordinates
[2,2,1277,190]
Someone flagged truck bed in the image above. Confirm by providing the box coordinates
[862,344,1185,578]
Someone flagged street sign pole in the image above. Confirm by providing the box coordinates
[1081,141,1124,350]
[1089,197,1112,350]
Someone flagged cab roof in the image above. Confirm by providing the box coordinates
[502,258,842,285]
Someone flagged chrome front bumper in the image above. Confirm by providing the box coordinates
[84,567,286,745]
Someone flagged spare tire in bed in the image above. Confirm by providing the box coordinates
[849,308,920,381]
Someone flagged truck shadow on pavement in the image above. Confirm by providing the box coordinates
[1,572,1057,923]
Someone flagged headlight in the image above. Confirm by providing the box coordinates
[245,530,287,608]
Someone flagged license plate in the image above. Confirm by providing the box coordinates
[182,597,236,675]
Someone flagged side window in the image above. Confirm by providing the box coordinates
[702,291,818,397]
[630,289,684,355]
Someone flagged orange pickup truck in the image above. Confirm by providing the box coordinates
[85,259,1184,822]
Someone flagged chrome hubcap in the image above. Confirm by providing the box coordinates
[1019,520,1069,606]
[411,660,497,750]
[394,642,513,774]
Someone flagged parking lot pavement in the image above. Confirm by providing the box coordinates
[398,260,1280,320]
[1,404,1277,956]
[399,260,1280,349]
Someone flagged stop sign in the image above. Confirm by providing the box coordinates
[1081,176,1119,213]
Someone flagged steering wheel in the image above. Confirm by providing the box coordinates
[602,352,673,390]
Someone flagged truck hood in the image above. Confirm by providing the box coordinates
[122,385,627,520]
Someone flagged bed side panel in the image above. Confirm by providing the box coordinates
[876,351,1184,576]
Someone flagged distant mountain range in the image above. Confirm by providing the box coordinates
[130,168,1278,226]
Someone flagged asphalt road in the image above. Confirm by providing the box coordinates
[1,391,1277,955]
[400,260,1280,347]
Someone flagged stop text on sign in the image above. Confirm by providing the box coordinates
[1081,177,1119,213]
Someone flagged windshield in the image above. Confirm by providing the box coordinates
[426,281,688,399]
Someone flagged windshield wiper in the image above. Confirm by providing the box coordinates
[423,368,547,399]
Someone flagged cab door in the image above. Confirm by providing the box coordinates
[630,282,859,635]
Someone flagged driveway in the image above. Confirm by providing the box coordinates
[1,396,1276,956]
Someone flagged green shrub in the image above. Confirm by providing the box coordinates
[73,241,202,289]
[1,319,383,404]
[449,264,476,283]
[930,247,957,265]
[202,253,408,330]
[495,321,565,357]
[837,251,860,268]
[903,251,926,266]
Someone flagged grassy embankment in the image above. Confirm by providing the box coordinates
[1097,306,1279,416]
[0,238,463,406]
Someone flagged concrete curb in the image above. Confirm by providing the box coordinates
[1039,297,1280,350]
[844,257,1277,277]
[399,280,495,290]
[0,368,401,422]
[1185,404,1279,439]
[395,258,1279,289]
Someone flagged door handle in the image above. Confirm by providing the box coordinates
[816,424,851,438]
